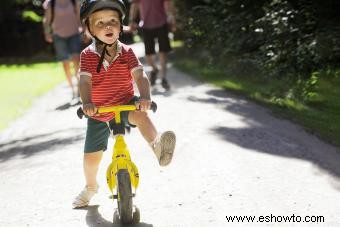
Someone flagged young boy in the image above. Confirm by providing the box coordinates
[72,0,176,208]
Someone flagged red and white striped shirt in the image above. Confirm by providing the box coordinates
[79,40,143,122]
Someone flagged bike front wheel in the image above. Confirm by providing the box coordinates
[117,169,133,224]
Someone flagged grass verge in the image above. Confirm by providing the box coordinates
[0,63,65,131]
[173,52,340,147]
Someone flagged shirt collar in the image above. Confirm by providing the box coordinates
[88,39,123,57]
[88,39,123,71]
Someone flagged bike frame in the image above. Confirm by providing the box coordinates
[76,103,153,223]
[100,105,140,196]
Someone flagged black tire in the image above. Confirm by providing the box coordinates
[113,209,120,224]
[117,169,133,224]
[132,206,140,224]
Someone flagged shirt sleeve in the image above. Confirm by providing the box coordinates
[79,51,93,77]
[127,48,143,73]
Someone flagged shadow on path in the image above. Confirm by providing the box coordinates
[82,205,153,227]
[0,128,84,163]
[188,88,340,180]
[55,100,82,111]
[151,87,173,97]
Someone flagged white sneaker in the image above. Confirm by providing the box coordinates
[152,131,176,166]
[72,185,98,208]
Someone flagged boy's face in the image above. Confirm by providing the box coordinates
[89,9,121,44]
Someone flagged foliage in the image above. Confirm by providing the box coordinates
[175,0,340,81]
[0,0,135,58]
[0,0,49,58]
[22,10,43,22]
[173,52,340,146]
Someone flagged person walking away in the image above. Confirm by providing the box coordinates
[129,0,176,90]
[42,0,82,99]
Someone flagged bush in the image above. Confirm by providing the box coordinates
[176,0,340,80]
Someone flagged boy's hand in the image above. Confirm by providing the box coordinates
[136,99,151,112]
[83,103,97,116]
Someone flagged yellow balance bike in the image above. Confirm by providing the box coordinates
[77,102,157,224]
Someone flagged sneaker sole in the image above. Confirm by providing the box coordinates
[158,131,176,166]
[72,199,90,209]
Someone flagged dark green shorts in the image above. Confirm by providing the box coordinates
[84,97,138,153]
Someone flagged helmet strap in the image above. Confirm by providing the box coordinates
[95,39,117,73]
[97,43,107,73]
[86,20,122,73]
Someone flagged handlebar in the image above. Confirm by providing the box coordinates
[77,101,157,119]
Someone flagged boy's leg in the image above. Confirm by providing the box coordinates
[128,111,176,166]
[73,119,109,208]
[128,111,157,143]
[73,150,102,208]
[84,151,103,188]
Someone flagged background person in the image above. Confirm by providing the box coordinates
[42,0,82,99]
[128,0,176,90]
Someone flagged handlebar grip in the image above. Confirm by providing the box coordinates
[150,101,157,113]
[77,107,85,119]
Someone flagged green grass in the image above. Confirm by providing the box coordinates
[174,56,340,147]
[0,63,65,131]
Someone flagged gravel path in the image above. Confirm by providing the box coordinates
[0,43,339,227]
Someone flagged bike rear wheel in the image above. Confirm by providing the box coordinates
[117,169,133,224]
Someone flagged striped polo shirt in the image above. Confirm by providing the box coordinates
[79,40,143,122]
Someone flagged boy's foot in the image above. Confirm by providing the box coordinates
[161,78,170,90]
[72,185,98,208]
[149,69,158,86]
[152,131,176,166]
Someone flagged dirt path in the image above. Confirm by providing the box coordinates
[0,43,340,227]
